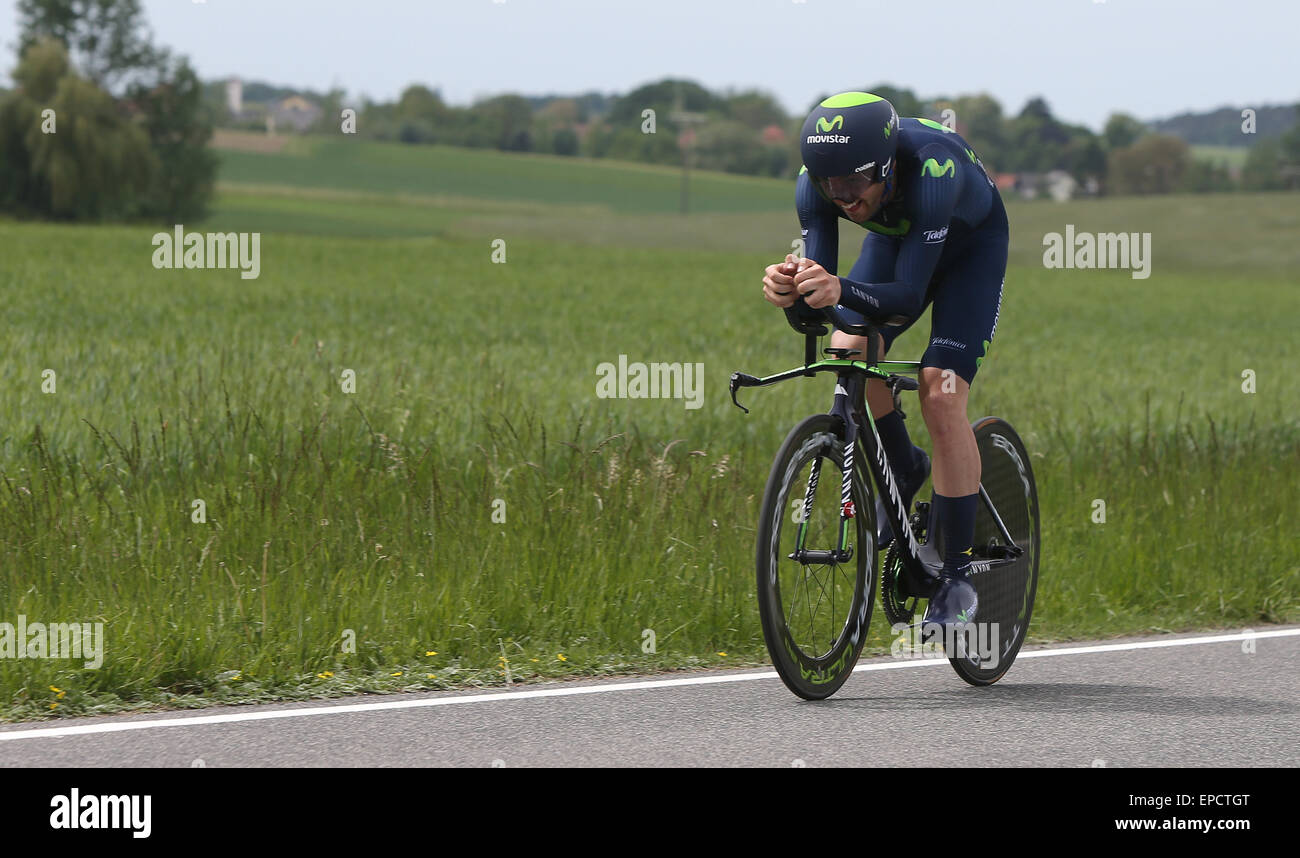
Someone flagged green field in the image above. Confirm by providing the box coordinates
[1,137,1297,720]
[1191,144,1251,170]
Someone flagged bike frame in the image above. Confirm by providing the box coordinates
[730,312,1024,587]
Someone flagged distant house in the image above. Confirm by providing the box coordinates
[267,95,322,133]
[1006,170,1078,201]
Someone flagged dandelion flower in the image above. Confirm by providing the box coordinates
[717,652,728,657]
[426,651,437,656]
[556,654,567,662]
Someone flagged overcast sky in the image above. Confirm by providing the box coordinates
[2,0,1297,130]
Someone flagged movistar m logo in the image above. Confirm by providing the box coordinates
[921,157,955,178]
[816,115,844,133]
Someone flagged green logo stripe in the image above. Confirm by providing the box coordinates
[917,118,954,133]
[921,157,955,178]
[816,115,844,132]
[819,92,883,109]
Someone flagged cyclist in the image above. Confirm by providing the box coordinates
[761,91,1008,630]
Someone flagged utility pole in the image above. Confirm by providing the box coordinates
[670,83,706,216]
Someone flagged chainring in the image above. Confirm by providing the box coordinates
[879,502,934,626]
[879,541,920,626]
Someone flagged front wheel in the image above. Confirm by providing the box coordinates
[948,417,1041,686]
[756,414,877,700]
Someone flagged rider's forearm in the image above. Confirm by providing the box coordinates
[837,277,925,321]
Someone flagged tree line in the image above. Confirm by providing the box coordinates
[3,1,1299,226]
[338,78,1300,195]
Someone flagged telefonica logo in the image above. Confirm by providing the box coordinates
[815,115,844,133]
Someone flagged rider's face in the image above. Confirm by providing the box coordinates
[822,175,889,223]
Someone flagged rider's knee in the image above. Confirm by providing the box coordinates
[918,370,968,424]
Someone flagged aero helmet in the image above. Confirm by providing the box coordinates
[800,92,899,200]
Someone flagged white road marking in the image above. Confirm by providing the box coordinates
[1,628,1294,742]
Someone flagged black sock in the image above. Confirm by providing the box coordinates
[934,492,977,571]
[873,410,917,478]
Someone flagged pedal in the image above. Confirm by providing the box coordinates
[911,502,931,541]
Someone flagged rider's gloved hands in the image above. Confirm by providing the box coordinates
[762,253,802,308]
[793,260,842,309]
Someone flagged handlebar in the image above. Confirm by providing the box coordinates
[782,300,875,338]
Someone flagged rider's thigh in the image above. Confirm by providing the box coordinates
[919,232,1008,388]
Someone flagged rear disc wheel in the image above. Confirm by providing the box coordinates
[947,417,1040,685]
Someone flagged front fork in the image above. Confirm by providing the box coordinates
[790,370,864,565]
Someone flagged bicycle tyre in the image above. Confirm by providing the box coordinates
[756,414,877,700]
[947,416,1040,686]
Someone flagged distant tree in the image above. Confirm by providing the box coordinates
[606,79,721,125]
[724,89,788,130]
[1003,98,1073,172]
[539,98,580,126]
[1180,158,1235,193]
[551,127,579,156]
[938,93,1006,169]
[1063,133,1107,184]
[863,84,923,118]
[693,119,768,175]
[0,37,155,218]
[1240,138,1284,190]
[397,84,446,124]
[308,87,346,134]
[127,55,217,221]
[1107,134,1191,194]
[587,124,677,165]
[17,0,162,92]
[475,94,533,151]
[1279,104,1300,168]
[1017,96,1054,122]
[1103,113,1146,149]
